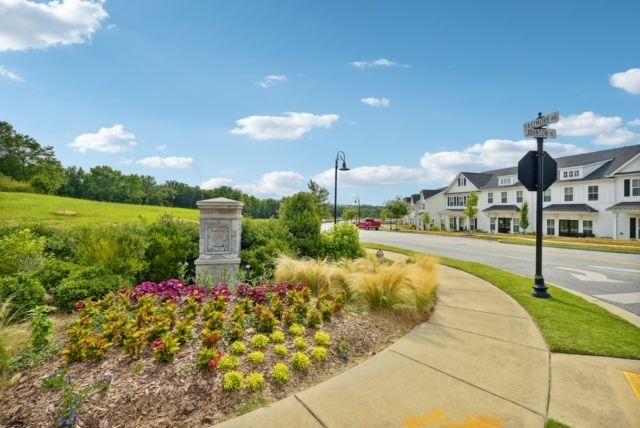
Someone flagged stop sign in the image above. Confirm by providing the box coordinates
[518,151,557,191]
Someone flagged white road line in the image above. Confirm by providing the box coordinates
[588,265,640,274]
[554,266,627,283]
[594,292,640,304]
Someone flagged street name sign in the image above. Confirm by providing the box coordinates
[518,150,557,191]
[525,128,557,139]
[522,111,559,132]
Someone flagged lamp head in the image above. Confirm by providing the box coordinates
[339,160,350,171]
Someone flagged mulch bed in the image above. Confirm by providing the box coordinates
[1,309,432,427]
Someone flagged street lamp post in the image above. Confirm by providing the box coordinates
[354,196,361,224]
[334,151,350,225]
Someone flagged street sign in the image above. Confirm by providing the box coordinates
[525,128,557,139]
[518,150,557,191]
[523,111,559,131]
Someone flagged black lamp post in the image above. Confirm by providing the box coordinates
[334,151,350,225]
[354,196,361,224]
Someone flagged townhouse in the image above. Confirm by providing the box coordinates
[404,144,640,240]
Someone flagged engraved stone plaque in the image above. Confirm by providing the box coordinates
[206,224,230,254]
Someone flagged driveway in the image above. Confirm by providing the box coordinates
[360,230,640,316]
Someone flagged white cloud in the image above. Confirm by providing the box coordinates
[315,165,422,187]
[258,74,287,88]
[419,139,585,184]
[69,124,137,153]
[360,97,390,108]
[610,68,640,95]
[237,171,306,197]
[592,128,639,146]
[0,65,24,82]
[350,58,406,69]
[201,177,234,189]
[118,157,133,165]
[230,112,339,141]
[627,118,640,127]
[553,112,623,137]
[136,156,195,169]
[156,144,167,151]
[0,0,109,52]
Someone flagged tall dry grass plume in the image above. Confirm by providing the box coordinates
[274,253,438,313]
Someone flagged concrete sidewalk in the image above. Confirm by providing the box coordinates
[216,265,640,428]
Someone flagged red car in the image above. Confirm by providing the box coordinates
[357,218,381,230]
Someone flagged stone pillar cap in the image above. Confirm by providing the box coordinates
[197,197,244,208]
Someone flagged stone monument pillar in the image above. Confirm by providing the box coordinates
[194,197,243,283]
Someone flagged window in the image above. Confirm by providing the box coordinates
[561,168,581,180]
[543,189,551,202]
[501,191,507,204]
[633,179,640,197]
[499,176,513,186]
[564,187,573,202]
[449,217,457,230]
[513,218,520,233]
[546,219,555,235]
[487,192,493,204]
[588,185,598,201]
[516,190,523,203]
[583,220,593,236]
[457,177,467,187]
[490,217,496,232]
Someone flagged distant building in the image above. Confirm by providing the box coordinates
[403,144,640,240]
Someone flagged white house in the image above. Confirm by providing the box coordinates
[404,144,640,240]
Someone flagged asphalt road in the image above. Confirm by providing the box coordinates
[360,230,640,316]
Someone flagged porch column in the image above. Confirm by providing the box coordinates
[613,213,618,240]
[555,216,560,237]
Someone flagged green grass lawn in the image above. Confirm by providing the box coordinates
[364,242,640,360]
[0,192,199,226]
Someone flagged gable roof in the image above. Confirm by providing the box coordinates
[411,193,420,203]
[421,187,446,199]
[460,172,492,188]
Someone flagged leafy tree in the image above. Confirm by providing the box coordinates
[384,198,408,230]
[0,121,65,193]
[279,192,323,258]
[422,212,432,230]
[520,201,529,233]
[307,180,331,218]
[341,207,358,223]
[463,193,479,232]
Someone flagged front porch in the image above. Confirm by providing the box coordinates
[606,202,640,240]
[482,205,521,234]
[542,204,598,238]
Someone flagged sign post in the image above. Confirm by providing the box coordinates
[519,112,559,298]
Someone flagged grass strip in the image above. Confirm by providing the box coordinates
[363,242,640,360]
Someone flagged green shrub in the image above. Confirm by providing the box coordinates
[271,363,290,384]
[314,331,331,347]
[241,219,294,282]
[0,174,34,193]
[248,351,265,365]
[270,330,286,344]
[244,372,265,391]
[73,224,148,280]
[30,305,55,350]
[52,266,129,311]
[223,371,244,391]
[279,192,323,258]
[35,259,78,292]
[143,215,199,282]
[198,347,219,368]
[311,346,328,362]
[217,355,239,371]
[273,344,288,357]
[291,352,311,372]
[289,323,305,337]
[251,334,269,350]
[293,337,308,351]
[230,341,247,355]
[322,224,364,260]
[0,274,46,320]
[0,229,46,276]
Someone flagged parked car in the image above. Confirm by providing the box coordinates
[357,218,381,230]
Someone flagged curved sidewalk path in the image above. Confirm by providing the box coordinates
[218,266,550,427]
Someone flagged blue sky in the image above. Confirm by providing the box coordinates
[1,0,639,204]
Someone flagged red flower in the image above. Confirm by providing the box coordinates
[207,355,222,372]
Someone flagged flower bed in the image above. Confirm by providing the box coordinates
[1,256,438,427]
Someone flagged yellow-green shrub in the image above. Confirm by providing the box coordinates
[230,341,247,355]
[244,372,265,391]
[251,334,269,349]
[311,346,328,362]
[274,344,288,357]
[223,371,243,391]
[248,351,265,365]
[293,337,308,351]
[289,323,305,337]
[314,331,331,347]
[291,352,311,372]
[270,330,286,344]
[271,363,290,384]
[217,355,239,371]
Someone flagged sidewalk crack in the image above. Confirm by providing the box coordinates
[428,321,548,351]
[389,349,545,418]
[437,303,530,319]
[295,395,328,428]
